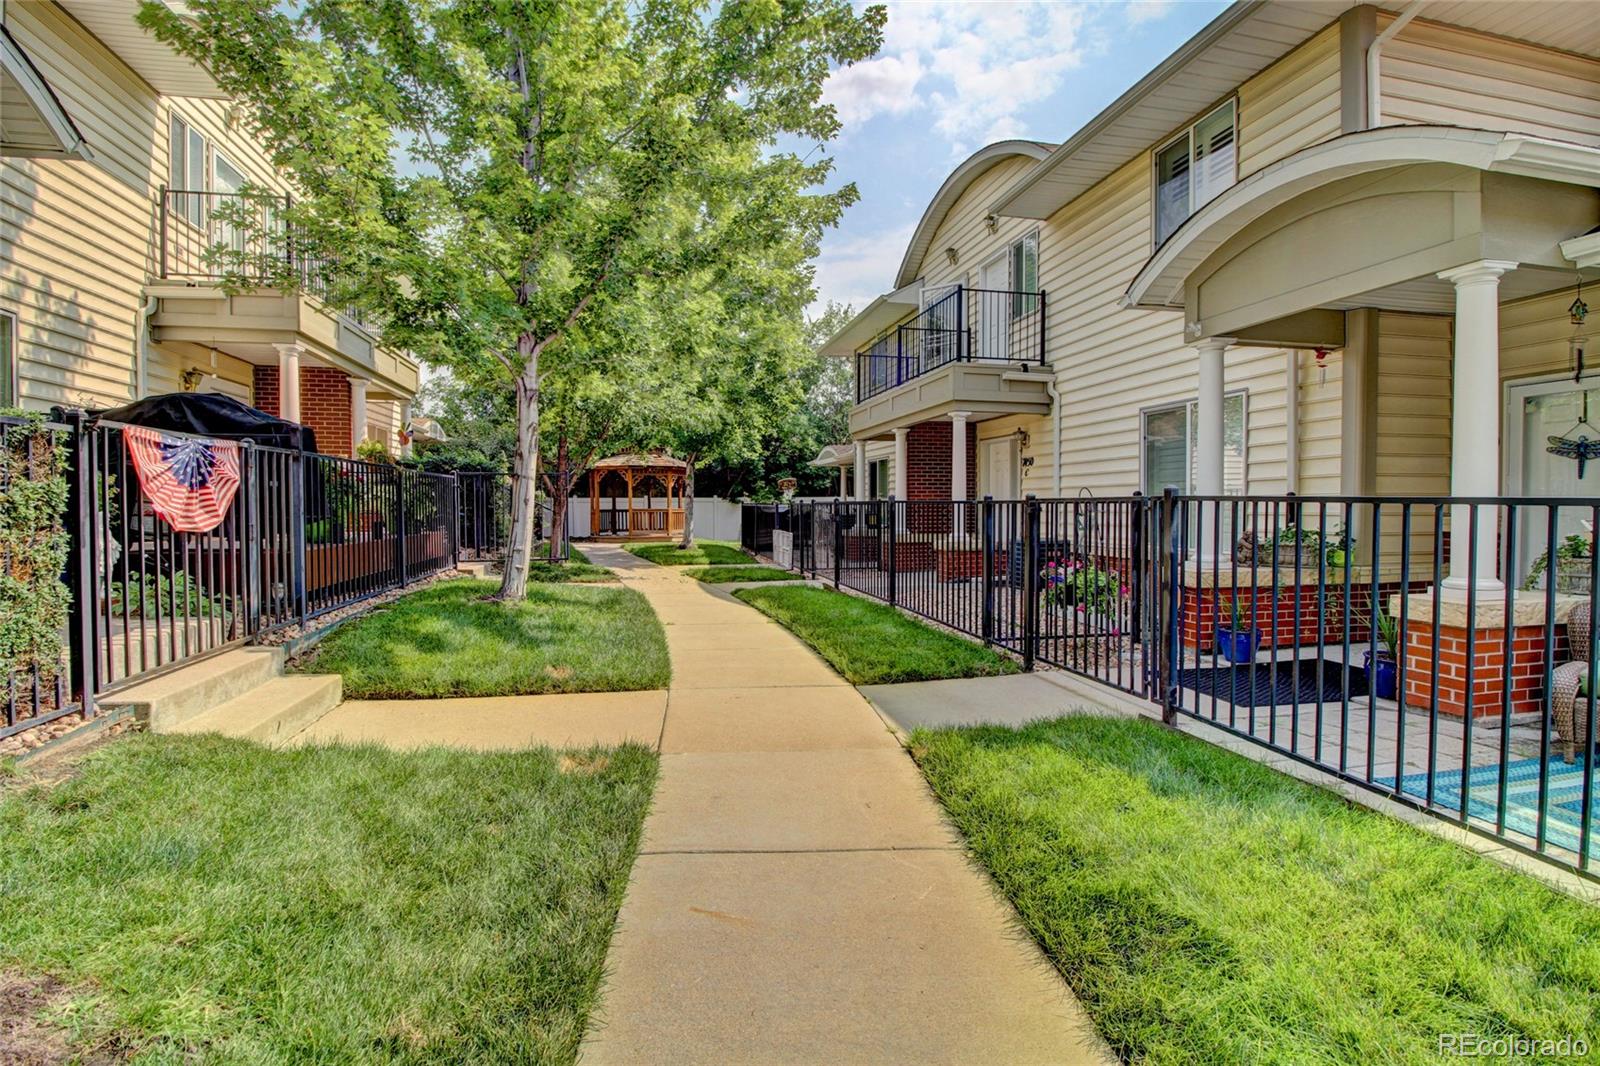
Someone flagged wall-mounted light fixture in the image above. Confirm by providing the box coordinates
[1014,428,1031,448]
[944,246,959,267]
[984,213,999,234]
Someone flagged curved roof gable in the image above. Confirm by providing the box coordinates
[895,140,1054,289]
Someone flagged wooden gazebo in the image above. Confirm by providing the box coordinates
[588,452,688,539]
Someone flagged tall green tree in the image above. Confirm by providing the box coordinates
[142,0,884,597]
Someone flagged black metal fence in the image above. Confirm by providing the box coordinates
[2,412,504,742]
[762,493,1600,880]
[854,285,1046,403]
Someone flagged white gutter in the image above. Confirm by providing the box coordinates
[1002,369,1063,497]
[1366,1,1426,129]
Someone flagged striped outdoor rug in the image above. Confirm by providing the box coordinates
[1384,756,1598,862]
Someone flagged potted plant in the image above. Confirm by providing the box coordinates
[1521,533,1594,595]
[1324,528,1353,569]
[1216,596,1259,664]
[1364,608,1399,701]
[1273,523,1321,568]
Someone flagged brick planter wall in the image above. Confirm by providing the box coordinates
[935,548,1010,582]
[1403,622,1570,719]
[1179,578,1413,652]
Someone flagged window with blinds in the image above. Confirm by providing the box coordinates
[1154,100,1237,247]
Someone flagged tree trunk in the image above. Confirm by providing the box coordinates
[547,435,570,563]
[499,358,540,599]
[678,456,696,549]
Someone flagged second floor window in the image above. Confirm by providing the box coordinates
[0,310,16,408]
[1009,233,1039,317]
[1154,100,1236,247]
[169,112,209,225]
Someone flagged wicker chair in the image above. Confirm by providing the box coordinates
[1551,601,1594,763]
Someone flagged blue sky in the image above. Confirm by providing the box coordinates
[811,0,1228,314]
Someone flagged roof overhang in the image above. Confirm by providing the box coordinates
[1123,126,1600,312]
[56,0,225,98]
[809,443,854,469]
[895,140,1054,287]
[0,23,89,159]
[818,280,921,358]
[994,1,1600,223]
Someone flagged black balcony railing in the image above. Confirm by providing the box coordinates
[854,285,1046,403]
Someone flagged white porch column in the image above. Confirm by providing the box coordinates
[892,427,908,500]
[950,411,970,500]
[399,401,413,457]
[1193,338,1233,562]
[839,463,848,498]
[274,342,303,423]
[854,439,868,501]
[1438,259,1516,593]
[349,378,369,453]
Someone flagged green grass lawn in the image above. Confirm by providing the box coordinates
[684,565,805,584]
[913,714,1600,1065]
[732,585,1018,685]
[527,543,613,583]
[624,539,751,566]
[0,734,657,1064]
[297,578,668,698]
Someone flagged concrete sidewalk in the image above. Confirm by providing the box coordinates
[579,544,1112,1066]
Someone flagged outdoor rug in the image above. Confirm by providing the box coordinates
[1177,658,1369,708]
[1380,756,1598,862]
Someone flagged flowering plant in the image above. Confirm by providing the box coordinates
[1041,558,1123,617]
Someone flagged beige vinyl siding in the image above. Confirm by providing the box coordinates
[1237,22,1342,178]
[1033,154,1293,498]
[1,0,161,410]
[911,154,1042,294]
[1295,347,1343,495]
[146,340,254,401]
[1379,17,1600,146]
[1368,312,1452,577]
[1500,286,1589,384]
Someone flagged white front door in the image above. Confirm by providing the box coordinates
[979,254,1009,360]
[1506,376,1599,585]
[982,437,1018,500]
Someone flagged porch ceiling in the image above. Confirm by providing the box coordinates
[1329,264,1581,316]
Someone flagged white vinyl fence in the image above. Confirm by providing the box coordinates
[543,496,743,541]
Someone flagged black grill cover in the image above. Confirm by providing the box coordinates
[96,392,316,452]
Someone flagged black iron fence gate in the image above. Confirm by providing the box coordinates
[759,493,1600,881]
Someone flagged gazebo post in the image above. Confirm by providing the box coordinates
[624,469,635,536]
[589,468,599,538]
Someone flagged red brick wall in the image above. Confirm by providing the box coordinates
[1179,580,1416,651]
[301,367,352,456]
[252,366,279,416]
[1404,622,1571,719]
[904,420,978,534]
[249,365,352,456]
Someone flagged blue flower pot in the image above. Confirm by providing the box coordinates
[1365,651,1397,701]
[1217,627,1259,664]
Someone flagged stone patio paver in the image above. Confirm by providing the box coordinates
[579,543,1112,1066]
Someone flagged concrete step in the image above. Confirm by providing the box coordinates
[102,646,286,732]
[168,674,343,746]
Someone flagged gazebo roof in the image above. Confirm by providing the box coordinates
[591,452,688,471]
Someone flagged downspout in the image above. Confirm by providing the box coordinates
[1366,1,1427,129]
[1002,369,1062,497]
[137,295,158,398]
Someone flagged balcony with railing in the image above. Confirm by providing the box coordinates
[854,285,1046,403]
[848,285,1050,438]
[152,188,415,396]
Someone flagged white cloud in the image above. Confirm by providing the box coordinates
[824,2,1096,144]
[1124,1,1175,26]
[812,222,916,313]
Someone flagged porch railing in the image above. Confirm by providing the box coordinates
[854,285,1046,403]
[761,493,1600,880]
[0,412,508,743]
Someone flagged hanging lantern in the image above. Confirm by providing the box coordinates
[1572,277,1590,384]
[1313,346,1330,387]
